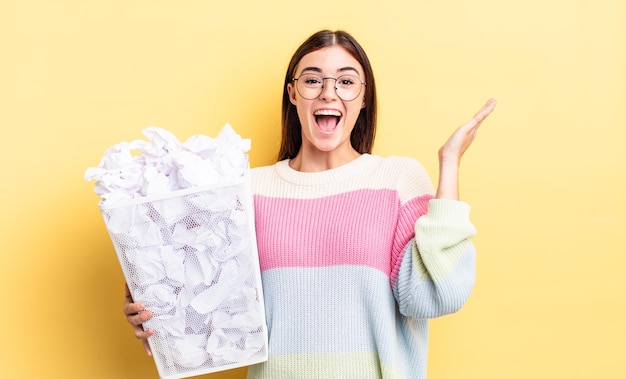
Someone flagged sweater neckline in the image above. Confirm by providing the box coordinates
[275,154,376,186]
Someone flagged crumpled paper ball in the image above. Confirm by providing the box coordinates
[85,123,251,204]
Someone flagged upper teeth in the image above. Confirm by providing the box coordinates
[314,109,341,116]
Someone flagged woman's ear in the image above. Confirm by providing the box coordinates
[287,83,297,105]
[361,97,366,109]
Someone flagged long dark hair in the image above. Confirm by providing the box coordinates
[277,30,378,161]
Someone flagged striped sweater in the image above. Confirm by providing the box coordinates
[247,154,476,379]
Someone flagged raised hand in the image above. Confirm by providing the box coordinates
[436,98,497,200]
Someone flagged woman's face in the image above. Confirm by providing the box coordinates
[287,46,366,158]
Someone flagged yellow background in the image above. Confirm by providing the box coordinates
[1,0,624,378]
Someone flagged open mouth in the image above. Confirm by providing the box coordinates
[314,109,342,134]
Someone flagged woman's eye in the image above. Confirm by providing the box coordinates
[304,76,321,85]
[340,78,355,86]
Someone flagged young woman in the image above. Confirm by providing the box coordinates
[124,29,496,378]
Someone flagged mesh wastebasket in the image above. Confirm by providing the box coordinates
[99,172,268,379]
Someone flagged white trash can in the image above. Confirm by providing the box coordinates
[99,172,268,379]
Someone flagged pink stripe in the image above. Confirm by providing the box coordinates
[389,196,432,287]
[254,189,431,277]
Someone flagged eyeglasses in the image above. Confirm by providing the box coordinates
[292,74,365,101]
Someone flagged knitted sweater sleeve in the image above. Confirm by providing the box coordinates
[392,165,477,319]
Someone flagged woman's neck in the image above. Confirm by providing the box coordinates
[288,148,361,172]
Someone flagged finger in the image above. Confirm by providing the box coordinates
[128,307,153,320]
[126,308,153,326]
[134,325,154,340]
[142,338,153,356]
[473,98,497,123]
[460,98,497,134]
[123,283,149,317]
[123,299,147,316]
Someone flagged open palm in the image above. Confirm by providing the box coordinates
[439,98,497,165]
[435,98,497,200]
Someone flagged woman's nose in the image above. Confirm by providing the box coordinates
[319,78,338,100]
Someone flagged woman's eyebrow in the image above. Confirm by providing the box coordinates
[299,66,361,75]
[338,66,360,74]
[300,66,323,73]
